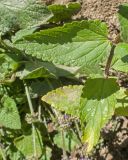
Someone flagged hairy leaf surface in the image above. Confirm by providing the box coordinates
[0,96,21,129]
[14,20,111,75]
[80,78,119,152]
[0,0,52,34]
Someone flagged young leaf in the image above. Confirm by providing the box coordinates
[14,129,43,158]
[0,96,21,129]
[14,20,111,75]
[0,53,19,82]
[111,43,128,72]
[42,85,83,117]
[48,3,81,23]
[80,78,119,152]
[0,0,52,34]
[118,4,128,42]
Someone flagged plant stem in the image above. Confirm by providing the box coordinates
[38,102,42,122]
[32,124,37,157]
[104,45,116,78]
[0,147,6,160]
[74,120,82,142]
[61,130,67,160]
[24,81,34,114]
[24,81,37,158]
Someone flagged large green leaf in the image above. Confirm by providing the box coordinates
[42,85,83,117]
[48,3,81,23]
[14,129,43,158]
[0,0,52,34]
[80,78,119,152]
[14,20,111,75]
[118,4,128,42]
[111,43,128,72]
[0,96,21,129]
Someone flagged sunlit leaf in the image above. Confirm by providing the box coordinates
[80,78,119,152]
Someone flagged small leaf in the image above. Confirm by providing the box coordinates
[14,129,43,158]
[48,3,81,23]
[80,78,119,152]
[111,43,128,72]
[0,96,21,129]
[115,88,128,116]
[14,20,111,75]
[42,85,83,117]
[0,53,19,82]
[118,4,128,42]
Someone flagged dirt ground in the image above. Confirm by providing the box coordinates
[44,0,128,160]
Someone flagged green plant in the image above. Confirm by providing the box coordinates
[0,0,128,159]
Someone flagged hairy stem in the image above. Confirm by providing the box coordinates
[24,81,34,114]
[24,81,37,158]
[104,45,116,78]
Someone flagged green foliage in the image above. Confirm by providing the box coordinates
[112,43,128,72]
[0,1,128,159]
[42,85,83,117]
[14,129,43,158]
[0,96,21,129]
[118,4,128,42]
[54,130,81,152]
[0,53,19,82]
[115,88,128,116]
[48,3,81,23]
[0,0,52,34]
[80,78,119,151]
[14,20,111,75]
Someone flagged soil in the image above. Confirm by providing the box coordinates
[45,0,128,159]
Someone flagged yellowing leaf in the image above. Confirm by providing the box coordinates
[42,85,83,117]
